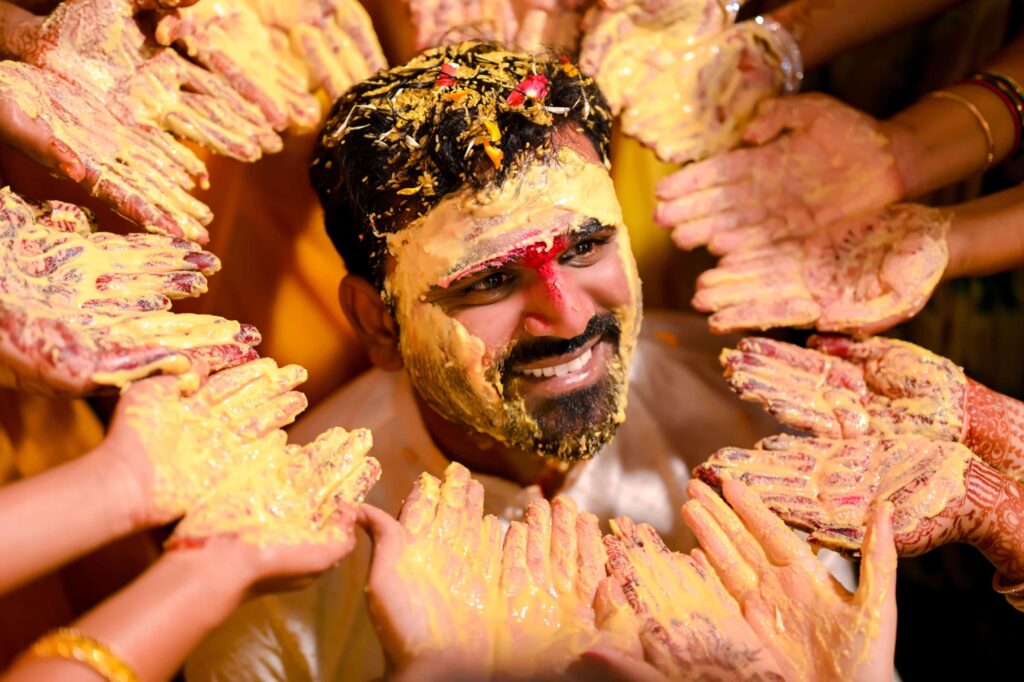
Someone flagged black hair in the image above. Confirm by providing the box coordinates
[309,41,613,290]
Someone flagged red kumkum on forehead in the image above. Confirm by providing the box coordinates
[438,235,571,289]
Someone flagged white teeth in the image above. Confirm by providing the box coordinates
[520,347,593,379]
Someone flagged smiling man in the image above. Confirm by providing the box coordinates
[186,42,778,680]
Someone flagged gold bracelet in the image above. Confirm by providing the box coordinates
[992,570,1024,613]
[927,90,996,171]
[23,627,141,682]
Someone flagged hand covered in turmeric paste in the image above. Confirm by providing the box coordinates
[694,434,986,557]
[693,204,950,335]
[101,357,320,529]
[169,426,379,576]
[155,0,321,132]
[722,335,969,442]
[684,478,897,681]
[657,94,904,249]
[362,463,620,679]
[597,514,785,680]
[0,187,258,395]
[20,0,281,162]
[241,0,387,101]
[0,62,214,242]
[580,0,794,163]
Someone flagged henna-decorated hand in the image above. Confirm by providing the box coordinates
[101,357,329,530]
[361,463,616,678]
[167,426,378,596]
[22,0,281,162]
[0,62,214,241]
[721,335,968,442]
[694,434,985,556]
[154,0,321,132]
[684,478,897,681]
[0,187,258,395]
[656,94,904,251]
[693,204,951,335]
[580,0,795,164]
[242,0,387,101]
[600,514,785,680]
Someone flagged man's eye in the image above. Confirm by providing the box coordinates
[466,271,513,292]
[562,236,609,264]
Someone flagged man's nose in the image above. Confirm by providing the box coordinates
[521,265,595,338]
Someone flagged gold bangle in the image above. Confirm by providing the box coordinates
[927,90,996,171]
[22,627,141,682]
[992,570,1024,613]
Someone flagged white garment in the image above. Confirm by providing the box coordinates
[185,311,852,681]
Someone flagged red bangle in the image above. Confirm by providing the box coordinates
[961,77,1022,158]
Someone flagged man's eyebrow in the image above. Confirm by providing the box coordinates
[435,218,616,291]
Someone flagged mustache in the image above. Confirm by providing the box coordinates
[502,314,621,370]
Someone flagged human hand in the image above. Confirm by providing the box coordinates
[25,0,281,162]
[580,0,798,164]
[720,335,968,442]
[0,61,214,242]
[657,94,904,251]
[154,0,322,131]
[694,434,984,556]
[242,0,387,101]
[0,187,257,395]
[684,478,896,681]
[362,463,613,678]
[168,425,378,596]
[692,204,951,334]
[361,463,502,676]
[99,357,315,529]
[405,0,517,51]
[169,421,378,581]
[600,514,784,680]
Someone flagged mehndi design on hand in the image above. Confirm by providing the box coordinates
[692,204,950,335]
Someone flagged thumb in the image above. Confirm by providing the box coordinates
[742,95,821,144]
[357,503,402,548]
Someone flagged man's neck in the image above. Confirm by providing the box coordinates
[412,390,570,496]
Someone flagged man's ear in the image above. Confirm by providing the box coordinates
[339,275,403,371]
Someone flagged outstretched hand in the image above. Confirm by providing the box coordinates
[580,0,794,163]
[0,187,257,395]
[0,62,214,242]
[362,463,617,678]
[695,434,982,556]
[684,478,897,681]
[599,513,783,679]
[23,0,281,162]
[692,204,951,335]
[721,335,969,442]
[657,94,904,250]
[168,425,379,596]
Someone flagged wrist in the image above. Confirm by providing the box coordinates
[962,459,1024,581]
[878,118,917,200]
[941,211,968,281]
[158,542,251,615]
[81,441,150,538]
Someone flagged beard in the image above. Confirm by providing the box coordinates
[495,313,627,461]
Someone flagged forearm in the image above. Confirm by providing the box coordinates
[962,379,1024,482]
[884,34,1024,199]
[767,0,962,70]
[7,549,249,682]
[962,459,1024,582]
[944,185,1024,279]
[0,443,139,595]
[0,0,43,60]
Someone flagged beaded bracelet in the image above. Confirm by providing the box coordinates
[926,90,995,171]
[22,627,141,682]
